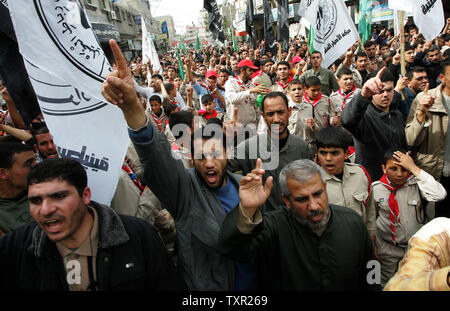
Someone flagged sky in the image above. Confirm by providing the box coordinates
[150,0,226,34]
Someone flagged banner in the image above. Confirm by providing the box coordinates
[232,27,238,52]
[8,0,129,205]
[276,0,290,50]
[180,35,187,54]
[358,0,373,43]
[263,0,277,55]
[388,0,444,41]
[176,48,185,80]
[195,33,201,51]
[298,0,360,69]
[142,16,162,74]
[0,1,41,126]
[246,0,255,48]
[204,0,225,43]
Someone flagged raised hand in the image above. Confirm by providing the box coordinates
[394,76,409,93]
[392,151,421,177]
[361,66,387,98]
[416,83,435,124]
[239,158,273,218]
[101,39,146,130]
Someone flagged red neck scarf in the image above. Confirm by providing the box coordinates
[198,109,218,120]
[379,174,406,245]
[199,81,216,101]
[338,84,357,110]
[303,93,322,108]
[278,76,293,90]
[122,157,144,194]
[151,112,164,132]
[234,76,252,90]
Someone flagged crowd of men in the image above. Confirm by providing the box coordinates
[1,18,450,291]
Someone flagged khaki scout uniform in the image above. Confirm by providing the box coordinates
[329,87,361,113]
[224,77,259,129]
[370,170,447,287]
[324,163,375,237]
[289,95,336,148]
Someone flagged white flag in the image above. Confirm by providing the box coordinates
[8,0,110,101]
[388,0,414,12]
[142,16,162,74]
[298,0,359,68]
[9,0,129,205]
[388,0,444,41]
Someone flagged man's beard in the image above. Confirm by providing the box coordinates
[290,206,330,232]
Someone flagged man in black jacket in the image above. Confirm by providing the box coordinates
[218,159,379,290]
[0,158,185,291]
[341,67,407,181]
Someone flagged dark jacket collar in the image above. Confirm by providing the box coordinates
[27,201,129,258]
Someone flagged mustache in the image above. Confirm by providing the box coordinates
[307,209,324,218]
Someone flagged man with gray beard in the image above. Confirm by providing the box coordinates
[218,159,380,290]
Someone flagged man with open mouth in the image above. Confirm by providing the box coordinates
[0,158,185,291]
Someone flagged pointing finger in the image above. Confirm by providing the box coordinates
[423,83,429,95]
[109,39,128,78]
[376,66,387,80]
[255,158,263,171]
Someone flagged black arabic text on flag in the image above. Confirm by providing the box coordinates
[276,0,289,50]
[263,0,277,55]
[204,0,225,43]
[245,0,255,49]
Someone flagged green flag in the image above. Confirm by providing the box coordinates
[195,34,200,51]
[218,44,221,55]
[180,36,187,54]
[176,47,185,80]
[308,27,316,53]
[358,0,373,43]
[232,27,238,52]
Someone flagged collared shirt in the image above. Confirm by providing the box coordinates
[56,206,99,291]
[289,95,336,146]
[371,169,446,246]
[192,81,225,113]
[329,86,361,112]
[324,163,375,237]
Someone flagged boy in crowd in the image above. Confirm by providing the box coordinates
[329,67,361,112]
[196,94,223,128]
[286,79,307,139]
[293,76,338,149]
[147,95,175,144]
[315,127,376,250]
[370,150,447,287]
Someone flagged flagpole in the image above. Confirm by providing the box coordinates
[399,10,406,101]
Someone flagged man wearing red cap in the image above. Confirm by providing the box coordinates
[224,59,271,130]
[186,58,226,114]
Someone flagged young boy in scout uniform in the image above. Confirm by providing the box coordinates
[290,76,338,151]
[315,127,376,249]
[370,149,447,288]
